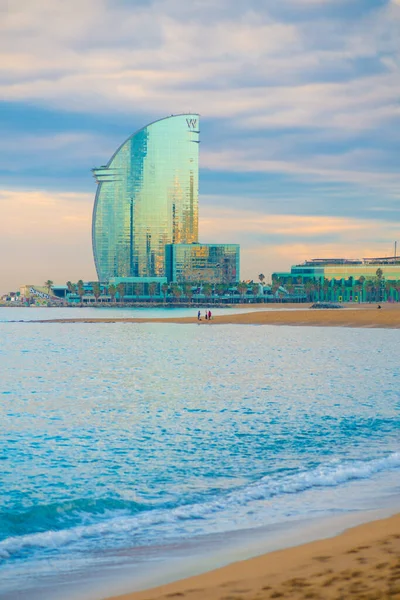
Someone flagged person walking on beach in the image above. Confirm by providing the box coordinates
[197,310,201,321]
[205,310,208,320]
[208,310,212,320]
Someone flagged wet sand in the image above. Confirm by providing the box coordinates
[28,303,400,328]
[107,513,400,600]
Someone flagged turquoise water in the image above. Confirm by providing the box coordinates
[0,320,399,599]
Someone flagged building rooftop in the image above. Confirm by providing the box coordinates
[297,257,400,267]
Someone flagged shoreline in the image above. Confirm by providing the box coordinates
[107,512,400,600]
[12,303,400,328]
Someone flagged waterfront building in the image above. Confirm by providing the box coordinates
[19,284,65,301]
[273,257,400,283]
[273,257,400,302]
[92,114,199,282]
[165,243,240,284]
[108,277,167,299]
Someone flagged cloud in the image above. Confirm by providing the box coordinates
[201,148,400,197]
[200,205,399,242]
[1,0,399,290]
[1,0,399,126]
[0,133,112,169]
[0,189,96,293]
[199,204,400,279]
[2,186,397,294]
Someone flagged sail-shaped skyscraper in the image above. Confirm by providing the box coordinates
[92,114,199,281]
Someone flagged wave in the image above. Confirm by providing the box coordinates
[0,497,150,539]
[1,451,399,561]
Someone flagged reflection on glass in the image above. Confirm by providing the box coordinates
[165,244,240,283]
[92,114,199,280]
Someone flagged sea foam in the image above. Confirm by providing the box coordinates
[1,451,399,560]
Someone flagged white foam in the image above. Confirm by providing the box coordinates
[1,451,399,560]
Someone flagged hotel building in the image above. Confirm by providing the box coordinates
[92,114,239,286]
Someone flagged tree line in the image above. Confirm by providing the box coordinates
[273,269,400,302]
[43,269,400,304]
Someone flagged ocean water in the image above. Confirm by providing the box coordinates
[0,320,399,599]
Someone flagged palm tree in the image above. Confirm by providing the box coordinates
[117,282,125,303]
[358,276,365,303]
[322,278,330,302]
[258,273,265,285]
[44,280,54,296]
[108,284,117,303]
[385,280,393,302]
[333,278,339,301]
[365,279,374,302]
[66,281,76,302]
[394,280,400,302]
[237,282,248,303]
[171,284,182,303]
[372,277,380,302]
[131,283,139,303]
[340,279,347,303]
[271,274,280,285]
[375,269,384,302]
[216,283,228,299]
[161,282,169,304]
[77,280,85,304]
[92,282,101,303]
[202,283,213,302]
[284,277,294,300]
[183,282,193,303]
[252,283,259,299]
[148,282,157,302]
[303,280,314,302]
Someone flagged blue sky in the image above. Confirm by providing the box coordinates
[1,0,399,292]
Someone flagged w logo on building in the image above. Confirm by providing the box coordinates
[186,118,197,129]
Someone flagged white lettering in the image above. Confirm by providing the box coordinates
[30,287,50,299]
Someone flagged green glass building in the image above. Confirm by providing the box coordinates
[92,114,199,281]
[165,243,240,284]
[273,257,400,283]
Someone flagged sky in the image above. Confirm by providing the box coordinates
[1,0,399,293]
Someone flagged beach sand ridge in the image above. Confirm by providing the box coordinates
[107,514,400,600]
[24,303,400,328]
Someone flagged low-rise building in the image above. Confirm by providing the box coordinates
[273,257,400,302]
[274,257,400,283]
[165,243,240,284]
[108,277,167,298]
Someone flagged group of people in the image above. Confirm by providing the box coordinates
[198,309,212,321]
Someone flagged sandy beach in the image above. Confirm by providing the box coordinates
[29,303,400,328]
[107,513,400,600]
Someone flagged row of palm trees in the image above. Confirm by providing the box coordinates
[66,280,124,303]
[273,270,400,303]
[48,270,400,304]
[62,280,267,304]
[163,282,259,303]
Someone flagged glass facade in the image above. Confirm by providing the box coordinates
[165,244,240,284]
[109,277,167,298]
[274,263,400,282]
[92,114,199,281]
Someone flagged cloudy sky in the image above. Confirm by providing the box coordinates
[1,0,399,292]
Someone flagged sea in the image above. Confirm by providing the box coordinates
[0,307,399,599]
